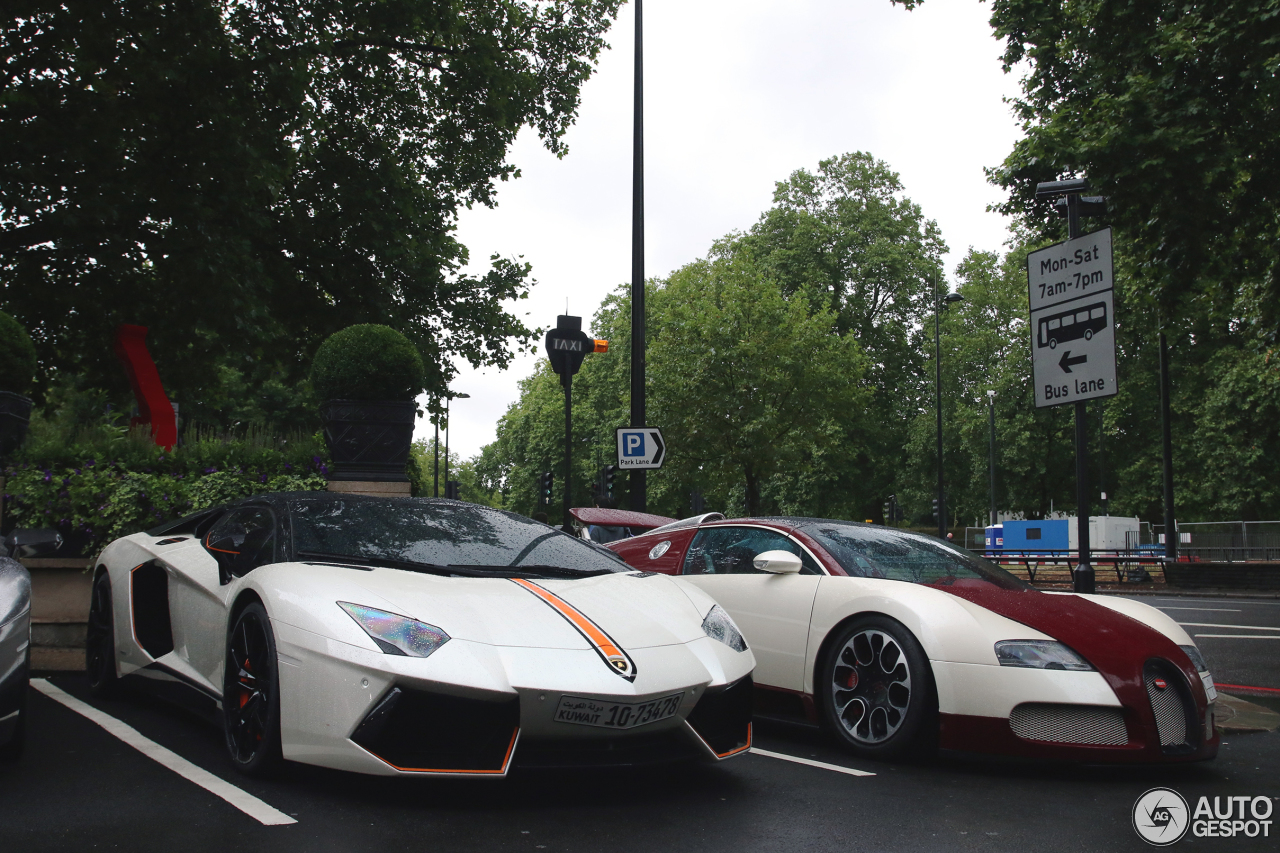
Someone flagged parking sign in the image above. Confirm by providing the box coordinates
[615,428,665,469]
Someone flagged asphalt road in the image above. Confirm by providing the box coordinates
[1119,593,1280,710]
[2,593,1277,853]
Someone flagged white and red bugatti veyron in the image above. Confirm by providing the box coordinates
[607,514,1219,764]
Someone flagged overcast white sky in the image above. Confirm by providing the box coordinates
[417,0,1024,461]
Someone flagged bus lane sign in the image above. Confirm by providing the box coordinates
[1027,227,1118,408]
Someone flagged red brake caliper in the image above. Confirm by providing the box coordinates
[239,658,251,708]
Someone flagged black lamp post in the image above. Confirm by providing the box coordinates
[437,391,469,499]
[934,274,963,539]
[986,389,997,527]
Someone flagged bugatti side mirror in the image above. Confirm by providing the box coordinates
[753,550,803,574]
[4,529,63,559]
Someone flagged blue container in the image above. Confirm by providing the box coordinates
[984,525,1004,550]
[1001,519,1069,552]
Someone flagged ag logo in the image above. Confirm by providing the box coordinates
[1133,788,1190,846]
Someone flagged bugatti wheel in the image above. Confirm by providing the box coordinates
[86,572,119,697]
[821,616,935,759]
[223,603,283,776]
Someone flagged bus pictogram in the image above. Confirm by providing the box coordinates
[1037,301,1107,350]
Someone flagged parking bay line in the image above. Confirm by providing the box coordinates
[1158,607,1242,612]
[31,679,296,827]
[749,747,875,777]
[1194,634,1280,640]
[1176,622,1280,631]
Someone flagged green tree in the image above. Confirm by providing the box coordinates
[902,246,1077,528]
[481,244,873,521]
[650,247,870,517]
[1,0,622,405]
[896,0,1280,324]
[739,153,947,513]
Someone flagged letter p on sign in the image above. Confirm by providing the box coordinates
[624,433,645,457]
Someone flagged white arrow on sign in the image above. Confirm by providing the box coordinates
[615,427,665,469]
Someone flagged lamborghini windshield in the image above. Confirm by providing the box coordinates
[801,522,1029,590]
[289,498,628,576]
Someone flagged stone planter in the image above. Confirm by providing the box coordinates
[319,399,416,482]
[0,390,33,461]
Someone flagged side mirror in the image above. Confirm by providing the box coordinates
[753,550,802,574]
[4,529,63,559]
[206,535,240,584]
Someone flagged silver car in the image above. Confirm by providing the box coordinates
[1,528,60,761]
[0,555,31,761]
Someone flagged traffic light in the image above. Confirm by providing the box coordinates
[931,497,940,521]
[882,501,891,524]
[539,471,554,506]
[445,480,460,500]
[602,464,617,497]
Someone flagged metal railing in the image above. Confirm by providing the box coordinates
[977,549,1163,584]
[1125,521,1280,562]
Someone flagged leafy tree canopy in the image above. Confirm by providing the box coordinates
[740,152,946,513]
[650,245,871,516]
[895,0,1280,325]
[1,0,622,408]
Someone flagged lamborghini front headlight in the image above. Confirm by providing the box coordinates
[338,602,450,658]
[702,604,748,652]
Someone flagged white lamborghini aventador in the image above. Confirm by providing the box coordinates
[86,495,755,777]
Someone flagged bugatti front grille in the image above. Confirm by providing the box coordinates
[351,686,519,773]
[1144,660,1196,750]
[1008,703,1128,746]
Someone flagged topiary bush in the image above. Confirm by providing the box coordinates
[310,324,425,402]
[0,311,37,396]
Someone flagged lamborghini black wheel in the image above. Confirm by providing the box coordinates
[86,572,119,697]
[820,615,936,760]
[223,602,283,776]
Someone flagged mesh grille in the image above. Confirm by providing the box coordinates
[1145,662,1191,747]
[1008,703,1128,745]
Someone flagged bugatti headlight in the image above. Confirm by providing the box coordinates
[702,604,748,652]
[994,640,1093,671]
[338,602,450,658]
[1179,644,1209,673]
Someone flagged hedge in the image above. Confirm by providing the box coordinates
[3,425,331,555]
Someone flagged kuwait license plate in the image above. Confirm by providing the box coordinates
[554,692,683,730]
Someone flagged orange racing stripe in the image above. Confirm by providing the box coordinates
[510,578,637,681]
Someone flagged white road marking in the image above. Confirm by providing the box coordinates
[750,747,875,777]
[1147,598,1280,607]
[1194,634,1280,640]
[1157,606,1241,612]
[32,679,296,826]
[1176,622,1280,631]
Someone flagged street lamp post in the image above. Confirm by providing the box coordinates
[987,389,997,527]
[934,273,964,539]
[442,392,469,499]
